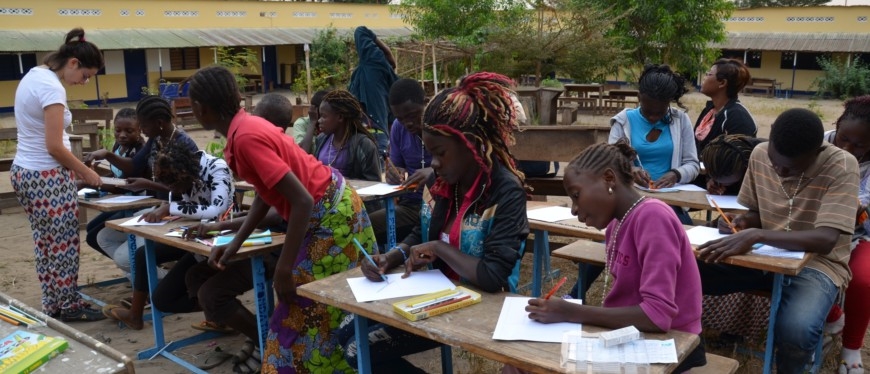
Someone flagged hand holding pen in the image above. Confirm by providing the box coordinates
[710,198,738,234]
[353,238,390,283]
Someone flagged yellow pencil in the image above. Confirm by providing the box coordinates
[710,198,737,233]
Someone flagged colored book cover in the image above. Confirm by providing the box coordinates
[393,286,481,321]
[0,330,68,374]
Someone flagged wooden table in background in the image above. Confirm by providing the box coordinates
[298,267,700,374]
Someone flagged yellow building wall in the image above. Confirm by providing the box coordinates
[0,0,407,30]
[725,6,870,33]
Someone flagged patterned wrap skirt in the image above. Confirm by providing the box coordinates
[262,169,377,374]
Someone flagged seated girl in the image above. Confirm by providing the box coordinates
[314,89,382,182]
[700,134,763,196]
[100,140,234,330]
[342,72,529,372]
[519,142,705,373]
[83,108,145,258]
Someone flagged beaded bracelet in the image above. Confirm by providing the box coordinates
[391,246,408,262]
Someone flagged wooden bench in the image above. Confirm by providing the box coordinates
[171,97,198,127]
[695,353,739,374]
[743,77,778,98]
[70,108,113,151]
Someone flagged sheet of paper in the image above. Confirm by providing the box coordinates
[355,183,401,196]
[568,338,678,364]
[669,183,707,192]
[492,297,583,343]
[706,194,748,210]
[100,176,128,186]
[634,185,679,193]
[77,188,97,197]
[346,269,456,302]
[685,226,728,246]
[753,244,805,259]
[97,195,153,204]
[118,215,169,226]
[527,206,575,223]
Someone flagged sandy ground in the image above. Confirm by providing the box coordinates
[0,90,866,373]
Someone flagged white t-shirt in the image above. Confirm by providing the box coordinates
[13,66,72,170]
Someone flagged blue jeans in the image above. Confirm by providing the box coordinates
[698,263,838,373]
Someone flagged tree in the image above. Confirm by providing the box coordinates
[813,56,870,99]
[735,0,830,8]
[591,0,734,75]
[215,47,259,91]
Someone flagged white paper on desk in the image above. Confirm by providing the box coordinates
[492,297,583,343]
[568,338,678,364]
[346,269,456,302]
[753,245,805,259]
[634,185,679,193]
[669,183,706,192]
[706,194,748,210]
[354,183,400,197]
[685,226,728,246]
[527,206,575,223]
[77,188,97,197]
[118,215,169,226]
[98,195,153,203]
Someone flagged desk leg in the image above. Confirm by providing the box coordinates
[763,273,784,374]
[531,229,548,297]
[141,239,166,355]
[251,256,269,362]
[440,345,453,374]
[354,314,372,374]
[386,198,396,250]
[127,234,137,285]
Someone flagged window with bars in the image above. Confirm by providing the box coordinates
[780,52,829,70]
[169,48,200,70]
[0,53,36,81]
[719,50,762,68]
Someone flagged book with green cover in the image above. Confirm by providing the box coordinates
[0,330,68,374]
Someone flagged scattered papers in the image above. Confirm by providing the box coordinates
[347,269,456,302]
[355,183,402,196]
[118,215,170,226]
[685,226,805,259]
[492,297,584,343]
[527,206,575,223]
[96,195,153,204]
[705,194,748,210]
[566,336,678,364]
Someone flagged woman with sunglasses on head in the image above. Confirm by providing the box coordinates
[608,64,700,224]
[10,28,105,322]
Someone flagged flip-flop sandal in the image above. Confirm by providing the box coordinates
[119,296,151,310]
[101,304,143,330]
[197,347,234,371]
[191,320,237,334]
[232,340,261,374]
[839,360,865,374]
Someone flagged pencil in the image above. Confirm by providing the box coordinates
[710,198,737,233]
[543,276,568,300]
[352,238,389,283]
[635,155,654,190]
[0,314,20,326]
[384,156,403,181]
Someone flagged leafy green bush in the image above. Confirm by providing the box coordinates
[813,57,870,99]
[540,78,564,90]
[205,138,226,159]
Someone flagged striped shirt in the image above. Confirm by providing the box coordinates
[739,142,857,287]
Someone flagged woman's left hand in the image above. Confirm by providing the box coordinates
[525,298,575,324]
[403,242,440,278]
[697,228,758,263]
[139,204,170,223]
[272,267,297,304]
[652,171,679,189]
[123,177,152,192]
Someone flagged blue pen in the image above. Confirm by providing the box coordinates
[352,238,389,283]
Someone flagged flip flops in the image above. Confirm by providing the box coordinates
[101,304,144,330]
[232,339,261,374]
[191,320,237,334]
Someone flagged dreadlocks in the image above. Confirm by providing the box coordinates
[638,64,689,110]
[700,134,762,180]
[188,66,241,123]
[321,89,376,145]
[153,139,202,193]
[565,141,636,185]
[422,72,524,184]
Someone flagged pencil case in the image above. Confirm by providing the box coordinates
[392,286,481,321]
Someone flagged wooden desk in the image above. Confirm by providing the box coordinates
[639,190,748,214]
[0,291,135,373]
[515,87,564,125]
[562,84,604,115]
[106,218,280,373]
[298,267,699,374]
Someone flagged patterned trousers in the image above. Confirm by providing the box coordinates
[10,164,84,314]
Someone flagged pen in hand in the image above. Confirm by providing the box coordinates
[352,238,389,283]
[710,198,738,233]
[543,276,568,300]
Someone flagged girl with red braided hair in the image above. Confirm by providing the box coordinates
[339,72,530,372]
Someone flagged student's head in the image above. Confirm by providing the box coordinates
[318,89,372,143]
[187,66,242,130]
[832,95,870,161]
[768,108,824,178]
[700,134,762,189]
[113,108,141,147]
[701,59,752,100]
[135,96,173,139]
[44,28,104,86]
[637,64,689,124]
[253,93,293,130]
[563,142,636,230]
[421,72,523,185]
[389,79,427,136]
[309,90,329,123]
[153,141,202,195]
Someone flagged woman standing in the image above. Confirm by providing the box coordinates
[10,28,105,321]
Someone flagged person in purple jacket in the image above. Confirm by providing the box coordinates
[521,141,705,373]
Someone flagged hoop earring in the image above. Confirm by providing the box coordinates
[608,187,613,195]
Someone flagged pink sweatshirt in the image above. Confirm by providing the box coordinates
[603,199,702,334]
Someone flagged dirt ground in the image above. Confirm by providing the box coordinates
[0,91,866,373]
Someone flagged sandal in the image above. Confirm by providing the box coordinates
[839,360,865,374]
[197,346,235,371]
[232,339,261,374]
[191,320,237,334]
[119,296,151,310]
[101,304,144,330]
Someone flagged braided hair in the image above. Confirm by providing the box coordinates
[711,59,752,99]
[422,72,524,184]
[187,66,241,123]
[44,28,104,71]
[638,64,689,110]
[700,134,762,180]
[153,140,202,193]
[321,89,376,145]
[135,95,173,134]
[565,141,636,186]
[836,95,870,133]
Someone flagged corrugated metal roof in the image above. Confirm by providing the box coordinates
[0,27,414,52]
[714,32,870,53]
